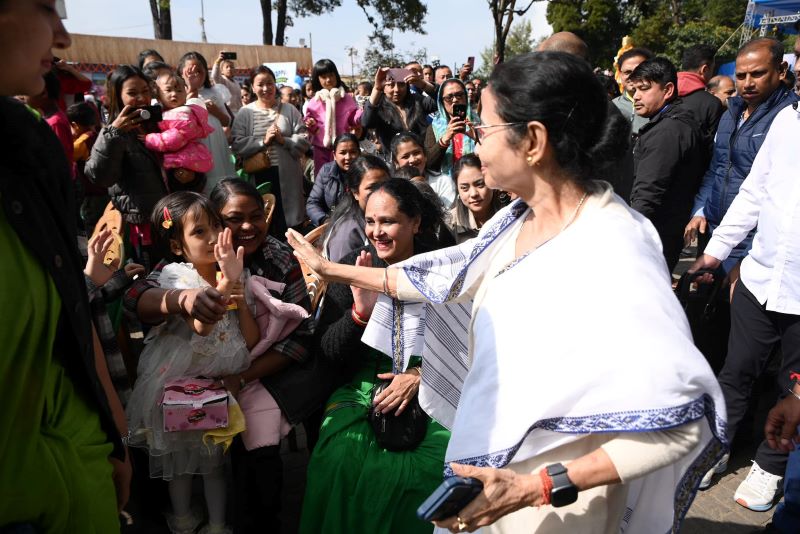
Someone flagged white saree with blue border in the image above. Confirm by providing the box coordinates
[362,184,728,533]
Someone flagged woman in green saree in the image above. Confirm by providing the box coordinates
[299,179,453,533]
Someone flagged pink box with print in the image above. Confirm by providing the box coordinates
[161,378,229,432]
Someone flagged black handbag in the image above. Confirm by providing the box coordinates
[368,378,429,452]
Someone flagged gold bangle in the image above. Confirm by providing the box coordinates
[382,267,390,296]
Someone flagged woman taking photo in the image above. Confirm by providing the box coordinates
[85,64,170,267]
[322,154,390,262]
[304,58,363,172]
[424,78,480,177]
[449,154,502,243]
[306,133,360,226]
[361,67,437,157]
[287,52,727,533]
[300,178,452,534]
[177,51,236,189]
[231,65,310,236]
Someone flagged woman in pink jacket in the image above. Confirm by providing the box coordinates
[304,59,362,172]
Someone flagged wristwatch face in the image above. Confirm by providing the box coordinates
[551,484,579,507]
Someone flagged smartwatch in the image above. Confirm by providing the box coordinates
[546,463,578,507]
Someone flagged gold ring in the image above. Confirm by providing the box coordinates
[457,516,467,532]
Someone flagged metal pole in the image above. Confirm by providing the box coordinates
[200,0,208,43]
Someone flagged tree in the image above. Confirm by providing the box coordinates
[149,0,172,40]
[360,43,427,79]
[486,0,540,64]
[547,0,628,69]
[546,0,748,69]
[260,0,273,45]
[477,18,534,78]
[273,0,427,48]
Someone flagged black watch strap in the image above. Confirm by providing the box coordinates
[546,463,579,507]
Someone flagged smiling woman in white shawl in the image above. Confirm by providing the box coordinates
[286,51,727,534]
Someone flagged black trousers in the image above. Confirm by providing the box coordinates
[718,281,800,475]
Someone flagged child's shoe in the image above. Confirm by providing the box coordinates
[165,510,203,534]
[198,524,232,534]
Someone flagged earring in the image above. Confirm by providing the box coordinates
[526,156,534,167]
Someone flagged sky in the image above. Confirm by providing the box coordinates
[62,0,552,75]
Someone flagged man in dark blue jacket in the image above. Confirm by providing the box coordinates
[685,38,796,274]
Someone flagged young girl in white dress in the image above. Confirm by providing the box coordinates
[126,191,258,534]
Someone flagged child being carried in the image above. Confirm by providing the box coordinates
[143,70,215,186]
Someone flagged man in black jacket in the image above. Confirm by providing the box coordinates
[677,44,724,164]
[630,57,705,272]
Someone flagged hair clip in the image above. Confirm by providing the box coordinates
[162,206,173,229]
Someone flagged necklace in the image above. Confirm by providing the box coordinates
[498,191,589,276]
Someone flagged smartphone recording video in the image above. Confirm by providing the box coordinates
[452,103,467,120]
[134,105,163,126]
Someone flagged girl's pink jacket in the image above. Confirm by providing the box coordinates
[303,92,362,149]
[144,99,215,172]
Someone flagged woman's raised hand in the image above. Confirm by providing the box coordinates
[215,227,245,283]
[374,67,390,88]
[443,116,466,143]
[285,228,329,278]
[110,105,141,132]
[374,368,421,415]
[351,250,378,319]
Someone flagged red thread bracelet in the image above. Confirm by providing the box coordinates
[539,468,553,506]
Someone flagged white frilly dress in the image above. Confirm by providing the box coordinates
[126,262,250,479]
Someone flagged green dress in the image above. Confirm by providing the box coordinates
[0,206,119,532]
[299,352,450,534]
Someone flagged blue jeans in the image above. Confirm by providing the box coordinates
[773,444,800,532]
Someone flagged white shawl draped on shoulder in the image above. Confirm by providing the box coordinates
[361,183,728,532]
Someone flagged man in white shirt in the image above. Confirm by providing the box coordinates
[690,102,800,511]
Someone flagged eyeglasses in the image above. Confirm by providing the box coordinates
[472,122,527,144]
[442,91,466,103]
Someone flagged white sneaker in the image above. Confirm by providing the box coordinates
[733,461,783,512]
[166,511,203,534]
[198,524,232,534]
[699,452,729,490]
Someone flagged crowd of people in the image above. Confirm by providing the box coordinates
[5,0,800,533]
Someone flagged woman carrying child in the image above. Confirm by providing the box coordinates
[142,70,215,191]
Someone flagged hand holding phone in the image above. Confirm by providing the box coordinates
[451,103,467,121]
[387,68,414,83]
[416,476,483,522]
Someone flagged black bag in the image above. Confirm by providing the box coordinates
[368,379,429,452]
[676,269,730,373]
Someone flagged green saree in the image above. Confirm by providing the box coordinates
[0,206,119,533]
[299,352,450,534]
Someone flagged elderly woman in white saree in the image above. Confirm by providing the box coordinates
[286,51,727,534]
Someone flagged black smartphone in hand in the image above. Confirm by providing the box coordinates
[451,103,467,121]
[221,51,237,61]
[133,105,163,126]
[416,476,483,522]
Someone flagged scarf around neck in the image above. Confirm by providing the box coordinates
[315,87,344,148]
